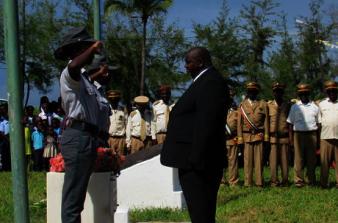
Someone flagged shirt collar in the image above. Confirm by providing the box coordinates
[193,67,210,82]
[327,97,338,103]
[297,100,313,106]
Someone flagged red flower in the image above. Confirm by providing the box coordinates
[49,148,123,174]
[49,153,65,172]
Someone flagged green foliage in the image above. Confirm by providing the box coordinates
[104,0,173,22]
[1,169,337,223]
[193,1,247,92]
[0,1,4,62]
[104,2,188,103]
[129,167,338,223]
[295,0,337,99]
[269,14,298,99]
[0,172,46,223]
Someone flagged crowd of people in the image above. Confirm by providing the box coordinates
[0,79,337,190]
[0,96,64,171]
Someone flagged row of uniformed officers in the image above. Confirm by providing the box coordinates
[107,80,338,188]
[226,80,338,188]
[107,85,174,155]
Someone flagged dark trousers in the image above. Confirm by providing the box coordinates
[178,168,223,223]
[0,139,11,171]
[61,128,97,223]
[33,149,43,171]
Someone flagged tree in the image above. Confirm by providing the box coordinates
[269,14,298,99]
[0,1,4,63]
[193,0,247,93]
[105,0,173,95]
[240,0,280,98]
[295,0,336,98]
[104,12,189,105]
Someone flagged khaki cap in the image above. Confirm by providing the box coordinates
[246,82,260,90]
[134,96,149,104]
[324,80,337,90]
[297,83,311,93]
[107,90,121,99]
[272,82,285,90]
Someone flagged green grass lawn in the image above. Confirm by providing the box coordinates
[0,168,337,223]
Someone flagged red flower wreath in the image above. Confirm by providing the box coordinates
[50,147,125,174]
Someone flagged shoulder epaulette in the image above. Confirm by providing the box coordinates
[153,100,161,106]
[290,99,298,104]
[130,110,137,118]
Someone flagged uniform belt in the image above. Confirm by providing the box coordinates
[110,135,125,138]
[294,130,317,133]
[243,129,263,134]
[132,135,151,141]
[67,119,99,136]
[269,132,288,138]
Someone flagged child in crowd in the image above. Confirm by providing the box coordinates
[43,126,58,171]
[31,121,45,171]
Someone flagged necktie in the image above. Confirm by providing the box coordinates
[140,115,146,141]
[165,106,170,127]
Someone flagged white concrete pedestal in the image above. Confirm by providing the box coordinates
[116,155,185,209]
[47,172,116,223]
[47,154,185,223]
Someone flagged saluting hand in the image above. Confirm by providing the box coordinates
[92,41,103,54]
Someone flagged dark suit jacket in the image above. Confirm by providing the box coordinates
[160,67,229,170]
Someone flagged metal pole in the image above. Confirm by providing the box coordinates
[3,1,30,223]
[93,0,101,40]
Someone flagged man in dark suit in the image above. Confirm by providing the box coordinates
[161,47,229,223]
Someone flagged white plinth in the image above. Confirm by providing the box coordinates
[116,155,186,209]
[47,172,116,223]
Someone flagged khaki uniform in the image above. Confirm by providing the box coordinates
[267,100,290,185]
[318,97,338,187]
[126,109,155,154]
[226,108,239,186]
[152,100,174,144]
[108,106,127,155]
[238,99,269,186]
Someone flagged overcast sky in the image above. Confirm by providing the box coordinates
[1,0,337,105]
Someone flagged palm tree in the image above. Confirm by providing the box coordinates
[105,0,173,95]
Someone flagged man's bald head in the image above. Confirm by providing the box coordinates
[187,47,212,67]
[185,47,212,77]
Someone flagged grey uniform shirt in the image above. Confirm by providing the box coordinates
[60,66,100,126]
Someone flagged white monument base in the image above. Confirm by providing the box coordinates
[47,154,185,223]
[116,155,186,209]
[47,172,116,223]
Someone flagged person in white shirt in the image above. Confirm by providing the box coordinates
[126,96,156,154]
[107,90,127,155]
[318,80,338,188]
[287,83,320,187]
[152,85,174,144]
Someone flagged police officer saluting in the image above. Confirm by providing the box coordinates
[54,27,105,223]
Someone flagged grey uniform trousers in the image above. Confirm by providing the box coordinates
[60,127,98,223]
